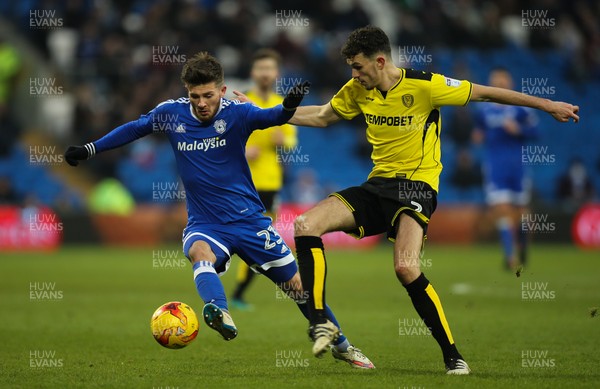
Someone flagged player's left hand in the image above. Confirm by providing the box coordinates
[282,81,311,111]
[64,145,89,166]
[547,101,579,123]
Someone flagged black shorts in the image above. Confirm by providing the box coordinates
[331,177,437,241]
[258,191,279,213]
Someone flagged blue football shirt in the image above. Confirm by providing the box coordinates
[89,97,293,226]
[475,103,539,173]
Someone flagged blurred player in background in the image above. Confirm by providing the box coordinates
[64,52,373,369]
[282,26,578,375]
[230,49,297,311]
[473,67,539,271]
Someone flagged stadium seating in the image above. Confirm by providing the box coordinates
[111,46,598,205]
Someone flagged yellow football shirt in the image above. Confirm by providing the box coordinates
[330,68,472,192]
[245,90,297,191]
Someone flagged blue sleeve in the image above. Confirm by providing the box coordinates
[93,113,154,153]
[517,107,539,140]
[473,106,485,130]
[242,103,294,133]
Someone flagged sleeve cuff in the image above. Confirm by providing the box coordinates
[84,143,96,158]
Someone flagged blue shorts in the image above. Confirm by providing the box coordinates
[484,163,531,206]
[182,214,297,283]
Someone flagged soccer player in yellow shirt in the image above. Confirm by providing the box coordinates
[230,49,297,310]
[287,26,579,374]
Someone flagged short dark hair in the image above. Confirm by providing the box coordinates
[251,48,282,67]
[341,26,391,59]
[180,52,224,86]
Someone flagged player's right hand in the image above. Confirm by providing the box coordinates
[547,101,579,123]
[232,90,251,103]
[64,145,89,166]
[282,81,311,111]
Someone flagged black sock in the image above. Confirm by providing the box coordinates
[232,270,255,300]
[518,225,528,266]
[295,235,327,325]
[404,273,462,361]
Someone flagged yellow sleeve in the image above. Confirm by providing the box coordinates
[329,79,361,120]
[280,123,297,148]
[430,73,472,108]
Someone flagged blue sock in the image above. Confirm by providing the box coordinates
[296,302,348,348]
[497,217,514,262]
[193,261,228,310]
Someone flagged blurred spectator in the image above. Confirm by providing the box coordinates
[0,39,21,105]
[0,0,599,210]
[0,176,19,205]
[556,158,595,209]
[0,104,21,156]
[292,169,325,205]
[447,107,475,147]
[89,178,135,216]
[450,148,483,190]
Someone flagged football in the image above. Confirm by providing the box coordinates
[150,301,199,349]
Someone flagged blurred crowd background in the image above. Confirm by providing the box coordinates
[0,0,599,218]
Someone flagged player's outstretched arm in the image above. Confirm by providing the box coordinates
[470,83,579,123]
[244,81,312,130]
[64,119,154,166]
[233,83,340,128]
[288,104,341,127]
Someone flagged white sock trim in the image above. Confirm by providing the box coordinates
[193,261,217,279]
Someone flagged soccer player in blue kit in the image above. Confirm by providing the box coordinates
[64,52,374,369]
[473,67,539,271]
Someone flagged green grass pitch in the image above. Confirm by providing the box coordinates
[1,243,598,388]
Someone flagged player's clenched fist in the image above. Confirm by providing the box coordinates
[64,144,92,166]
[282,81,311,111]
